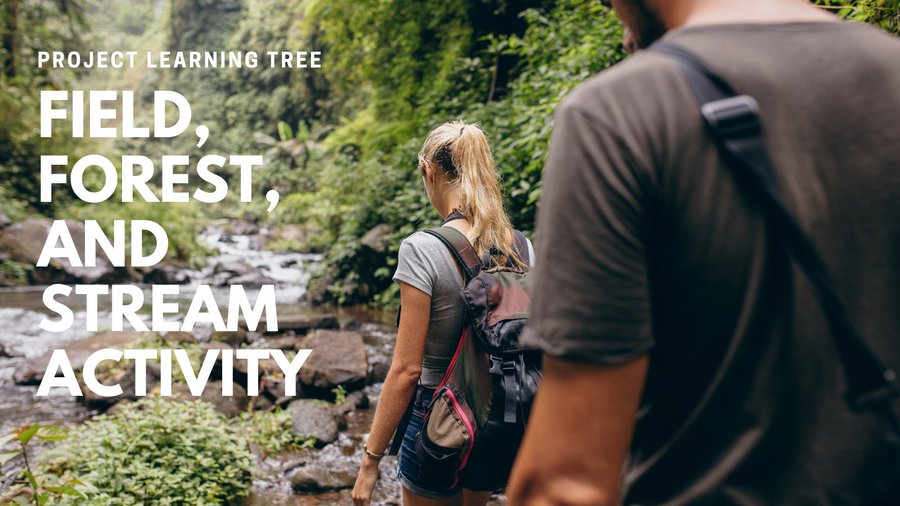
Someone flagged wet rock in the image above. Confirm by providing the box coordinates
[248,233,267,251]
[210,329,247,347]
[228,220,259,236]
[336,390,370,415]
[170,381,249,417]
[228,271,276,288]
[162,331,197,345]
[80,363,138,410]
[360,224,392,253]
[261,334,297,351]
[0,214,11,229]
[244,313,338,334]
[15,330,144,385]
[298,330,368,393]
[267,224,310,252]
[368,352,391,384]
[210,261,267,286]
[0,343,8,358]
[287,399,343,445]
[285,441,361,493]
[0,219,129,284]
[143,263,190,284]
[288,464,357,492]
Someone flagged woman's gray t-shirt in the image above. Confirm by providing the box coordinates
[392,231,534,387]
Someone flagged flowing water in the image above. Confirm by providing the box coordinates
[0,223,505,505]
[0,223,400,503]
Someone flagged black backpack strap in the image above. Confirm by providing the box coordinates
[649,41,900,439]
[423,227,483,282]
[513,230,530,267]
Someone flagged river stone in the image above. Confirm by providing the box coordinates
[244,313,338,334]
[210,328,247,347]
[262,334,297,351]
[0,218,126,284]
[298,330,368,392]
[285,442,360,493]
[227,220,259,236]
[228,271,276,288]
[142,263,190,284]
[162,331,197,345]
[15,330,144,385]
[360,224,392,253]
[80,362,138,410]
[288,465,357,492]
[170,381,249,417]
[287,399,343,445]
[336,390,370,415]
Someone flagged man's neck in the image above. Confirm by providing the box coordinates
[662,0,837,31]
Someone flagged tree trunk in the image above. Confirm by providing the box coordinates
[3,0,19,79]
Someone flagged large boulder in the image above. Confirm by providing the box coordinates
[287,399,344,445]
[15,330,144,385]
[0,218,131,284]
[298,330,368,392]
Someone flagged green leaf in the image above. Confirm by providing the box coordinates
[17,425,39,446]
[36,426,67,442]
[45,485,87,497]
[277,121,293,142]
[0,450,19,465]
[23,469,38,490]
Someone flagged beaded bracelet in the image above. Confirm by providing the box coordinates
[363,444,385,460]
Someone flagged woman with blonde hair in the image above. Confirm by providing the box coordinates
[351,121,534,505]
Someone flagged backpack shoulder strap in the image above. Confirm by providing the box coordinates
[512,230,530,267]
[649,40,900,438]
[423,227,483,282]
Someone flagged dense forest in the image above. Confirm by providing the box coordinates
[1,0,897,305]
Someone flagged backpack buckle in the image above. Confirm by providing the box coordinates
[700,95,761,138]
[489,355,503,375]
[847,369,900,412]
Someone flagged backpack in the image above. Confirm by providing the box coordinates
[411,226,542,493]
[649,42,899,439]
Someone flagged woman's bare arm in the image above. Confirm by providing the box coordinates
[364,281,431,453]
[352,281,431,505]
[507,355,648,506]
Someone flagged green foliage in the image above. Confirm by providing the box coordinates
[38,397,254,505]
[237,408,316,455]
[292,0,624,305]
[0,259,32,286]
[331,385,348,405]
[63,200,211,267]
[0,424,88,506]
[817,0,900,34]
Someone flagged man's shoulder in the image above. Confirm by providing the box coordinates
[559,51,683,122]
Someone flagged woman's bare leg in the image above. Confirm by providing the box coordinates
[403,487,463,506]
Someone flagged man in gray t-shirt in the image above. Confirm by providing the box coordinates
[393,231,535,388]
[508,2,900,505]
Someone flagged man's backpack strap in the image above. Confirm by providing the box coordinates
[423,227,483,282]
[649,41,900,439]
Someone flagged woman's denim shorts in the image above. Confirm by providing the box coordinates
[397,385,461,499]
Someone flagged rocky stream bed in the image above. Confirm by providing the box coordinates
[0,218,505,505]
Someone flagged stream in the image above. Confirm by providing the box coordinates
[0,222,411,505]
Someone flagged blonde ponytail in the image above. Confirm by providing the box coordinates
[418,120,524,268]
